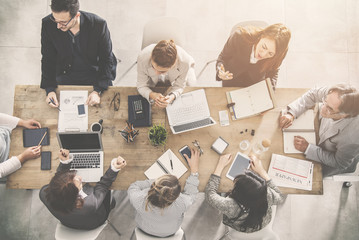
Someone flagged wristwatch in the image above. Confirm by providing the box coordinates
[191,172,199,177]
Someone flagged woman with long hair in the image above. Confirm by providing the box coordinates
[216,23,291,89]
[205,154,284,233]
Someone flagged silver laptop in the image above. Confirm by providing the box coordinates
[166,89,216,134]
[57,132,104,182]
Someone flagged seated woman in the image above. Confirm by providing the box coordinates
[205,154,284,233]
[128,148,200,237]
[40,149,127,230]
[216,23,291,89]
[0,113,41,178]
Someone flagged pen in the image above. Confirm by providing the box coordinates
[49,98,61,111]
[168,151,173,170]
[37,131,47,146]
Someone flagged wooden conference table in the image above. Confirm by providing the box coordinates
[8,85,323,195]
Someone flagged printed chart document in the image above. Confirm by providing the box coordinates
[145,149,188,179]
[58,91,88,132]
[226,78,276,120]
[282,109,316,153]
[268,154,313,191]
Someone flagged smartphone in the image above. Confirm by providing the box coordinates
[179,145,191,165]
[41,151,51,170]
[77,104,86,118]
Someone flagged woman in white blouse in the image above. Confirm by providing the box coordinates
[0,113,41,178]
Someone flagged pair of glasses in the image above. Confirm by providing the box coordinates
[110,92,121,111]
[321,96,343,115]
[151,63,169,74]
[192,140,204,155]
[50,14,75,27]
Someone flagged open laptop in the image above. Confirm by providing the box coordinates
[166,89,216,134]
[57,132,104,182]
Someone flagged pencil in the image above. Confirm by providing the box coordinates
[38,131,47,146]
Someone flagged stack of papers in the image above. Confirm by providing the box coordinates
[268,154,313,191]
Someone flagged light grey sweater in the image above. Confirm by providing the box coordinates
[128,175,199,237]
[205,174,284,233]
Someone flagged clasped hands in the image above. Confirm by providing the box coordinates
[46,91,101,108]
[149,92,175,108]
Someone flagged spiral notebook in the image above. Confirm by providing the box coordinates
[226,78,276,120]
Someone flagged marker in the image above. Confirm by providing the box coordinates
[49,98,61,111]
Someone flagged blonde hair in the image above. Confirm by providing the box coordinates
[145,174,181,211]
[151,40,177,68]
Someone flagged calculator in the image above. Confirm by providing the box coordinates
[133,99,145,120]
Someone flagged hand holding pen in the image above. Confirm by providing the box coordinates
[46,92,61,111]
[217,64,233,81]
[59,148,70,161]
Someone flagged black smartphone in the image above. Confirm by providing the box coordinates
[179,145,191,165]
[77,104,86,117]
[41,151,51,170]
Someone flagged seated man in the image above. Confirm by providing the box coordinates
[0,113,41,178]
[40,149,126,230]
[279,84,359,176]
[41,0,117,107]
[136,39,195,108]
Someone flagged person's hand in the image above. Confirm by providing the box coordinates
[213,154,232,176]
[17,146,41,164]
[18,119,41,129]
[86,91,101,106]
[249,154,270,181]
[149,92,168,108]
[46,92,59,108]
[279,113,294,129]
[184,148,200,174]
[164,94,176,105]
[113,156,127,170]
[59,148,70,161]
[217,64,233,81]
[294,136,309,152]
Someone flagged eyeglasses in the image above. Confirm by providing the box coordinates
[151,63,169,74]
[110,92,121,111]
[322,96,343,115]
[192,140,204,155]
[50,14,75,27]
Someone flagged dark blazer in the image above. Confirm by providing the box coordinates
[40,11,117,94]
[39,162,119,230]
[216,30,278,88]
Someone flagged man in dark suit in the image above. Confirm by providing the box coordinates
[39,149,126,230]
[40,0,117,107]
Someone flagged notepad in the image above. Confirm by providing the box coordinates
[226,78,276,120]
[282,109,316,153]
[144,149,188,179]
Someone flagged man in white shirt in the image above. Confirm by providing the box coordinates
[0,113,41,178]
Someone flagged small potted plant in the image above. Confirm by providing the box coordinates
[148,124,168,146]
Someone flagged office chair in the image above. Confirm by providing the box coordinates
[218,205,280,240]
[324,156,359,188]
[116,16,186,83]
[130,227,186,240]
[196,20,269,80]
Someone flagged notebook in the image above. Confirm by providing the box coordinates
[226,78,276,120]
[57,132,104,182]
[128,95,152,127]
[166,89,216,134]
[282,109,316,154]
[144,149,188,179]
[23,128,49,147]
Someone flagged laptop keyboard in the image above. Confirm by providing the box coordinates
[173,118,214,133]
[71,153,101,169]
[167,104,208,124]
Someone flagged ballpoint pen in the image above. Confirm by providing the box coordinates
[49,98,61,111]
[168,151,173,170]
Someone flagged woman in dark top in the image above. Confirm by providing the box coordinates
[216,23,291,89]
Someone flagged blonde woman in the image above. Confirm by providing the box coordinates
[128,148,200,237]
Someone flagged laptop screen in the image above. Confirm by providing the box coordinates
[57,132,102,152]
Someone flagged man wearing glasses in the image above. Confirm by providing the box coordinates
[40,0,117,107]
[279,84,359,176]
[136,39,195,108]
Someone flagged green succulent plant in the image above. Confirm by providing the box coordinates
[148,124,167,146]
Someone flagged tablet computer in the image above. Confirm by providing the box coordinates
[226,152,250,180]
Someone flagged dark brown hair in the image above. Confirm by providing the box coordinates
[239,23,291,73]
[151,40,177,68]
[328,84,359,117]
[45,170,84,214]
[145,174,181,211]
[51,0,79,18]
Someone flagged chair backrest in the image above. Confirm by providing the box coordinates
[55,221,107,240]
[141,16,185,50]
[230,20,269,35]
[134,227,185,240]
[227,205,280,240]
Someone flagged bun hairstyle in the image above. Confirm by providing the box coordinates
[151,39,178,68]
[328,83,359,117]
[229,171,268,230]
[146,174,181,211]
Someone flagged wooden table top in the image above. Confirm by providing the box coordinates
[8,85,323,195]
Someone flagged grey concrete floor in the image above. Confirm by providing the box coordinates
[0,0,359,239]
